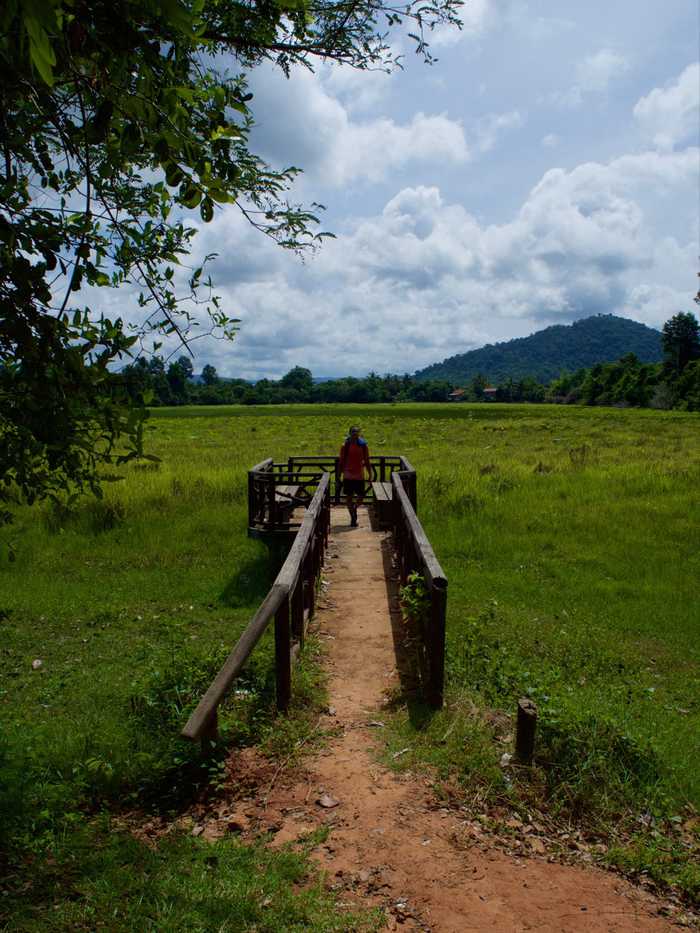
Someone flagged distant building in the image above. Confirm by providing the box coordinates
[448,388,466,401]
[483,387,498,400]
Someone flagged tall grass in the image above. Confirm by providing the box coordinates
[1,402,698,915]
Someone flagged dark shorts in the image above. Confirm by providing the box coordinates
[343,478,365,496]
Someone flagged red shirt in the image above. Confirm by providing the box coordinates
[339,439,370,480]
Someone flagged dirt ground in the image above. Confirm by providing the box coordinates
[185,506,694,931]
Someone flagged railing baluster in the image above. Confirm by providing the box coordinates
[274,592,292,712]
[292,578,304,648]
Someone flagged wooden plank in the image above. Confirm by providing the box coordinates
[291,577,304,647]
[391,475,446,586]
[275,485,301,502]
[274,593,291,712]
[427,583,447,708]
[182,583,286,740]
[250,457,273,474]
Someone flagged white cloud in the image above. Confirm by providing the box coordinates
[432,0,510,48]
[331,112,469,185]
[179,145,696,379]
[320,59,396,114]
[577,49,630,92]
[84,9,699,381]
[475,110,524,152]
[548,48,630,108]
[249,67,468,187]
[633,62,699,149]
[427,0,524,51]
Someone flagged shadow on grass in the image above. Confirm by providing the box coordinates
[220,553,274,608]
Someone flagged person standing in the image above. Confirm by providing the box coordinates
[339,426,370,526]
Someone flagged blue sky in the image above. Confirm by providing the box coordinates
[151,0,699,379]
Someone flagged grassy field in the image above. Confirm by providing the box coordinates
[1,402,698,923]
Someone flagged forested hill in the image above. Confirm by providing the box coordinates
[414,315,663,384]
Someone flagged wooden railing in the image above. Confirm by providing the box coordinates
[182,473,331,746]
[248,455,411,532]
[392,468,446,708]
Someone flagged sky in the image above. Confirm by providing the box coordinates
[142,0,700,379]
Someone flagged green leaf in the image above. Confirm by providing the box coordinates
[207,187,231,204]
[23,11,57,86]
[199,197,214,223]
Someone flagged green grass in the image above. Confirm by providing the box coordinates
[1,822,379,932]
[1,402,699,914]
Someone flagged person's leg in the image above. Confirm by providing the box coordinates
[355,478,366,520]
[345,482,356,524]
[349,481,360,525]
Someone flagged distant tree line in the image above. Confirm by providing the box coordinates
[115,360,453,406]
[115,312,700,411]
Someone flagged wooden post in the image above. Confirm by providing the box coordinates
[200,708,219,755]
[291,578,304,648]
[324,487,330,547]
[274,594,292,712]
[427,582,447,708]
[306,548,316,617]
[267,473,276,527]
[515,697,538,764]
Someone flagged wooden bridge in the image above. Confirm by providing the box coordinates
[182,455,445,747]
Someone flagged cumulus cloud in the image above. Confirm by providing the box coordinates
[88,20,698,381]
[577,49,630,92]
[548,48,630,107]
[330,112,469,185]
[178,144,696,379]
[431,0,499,47]
[475,110,524,153]
[321,63,394,114]
[249,66,468,188]
[633,62,700,149]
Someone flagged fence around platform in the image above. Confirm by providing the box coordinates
[247,455,411,532]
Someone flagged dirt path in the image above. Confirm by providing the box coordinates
[225,508,684,930]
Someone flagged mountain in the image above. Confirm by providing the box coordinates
[414,315,663,384]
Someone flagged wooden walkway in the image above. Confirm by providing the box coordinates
[181,463,677,930]
[232,506,673,932]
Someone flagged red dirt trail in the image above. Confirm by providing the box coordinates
[210,507,690,931]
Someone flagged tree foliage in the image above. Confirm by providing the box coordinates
[661,312,700,377]
[0,0,462,512]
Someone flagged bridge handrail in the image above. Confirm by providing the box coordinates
[182,472,331,744]
[392,471,447,707]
